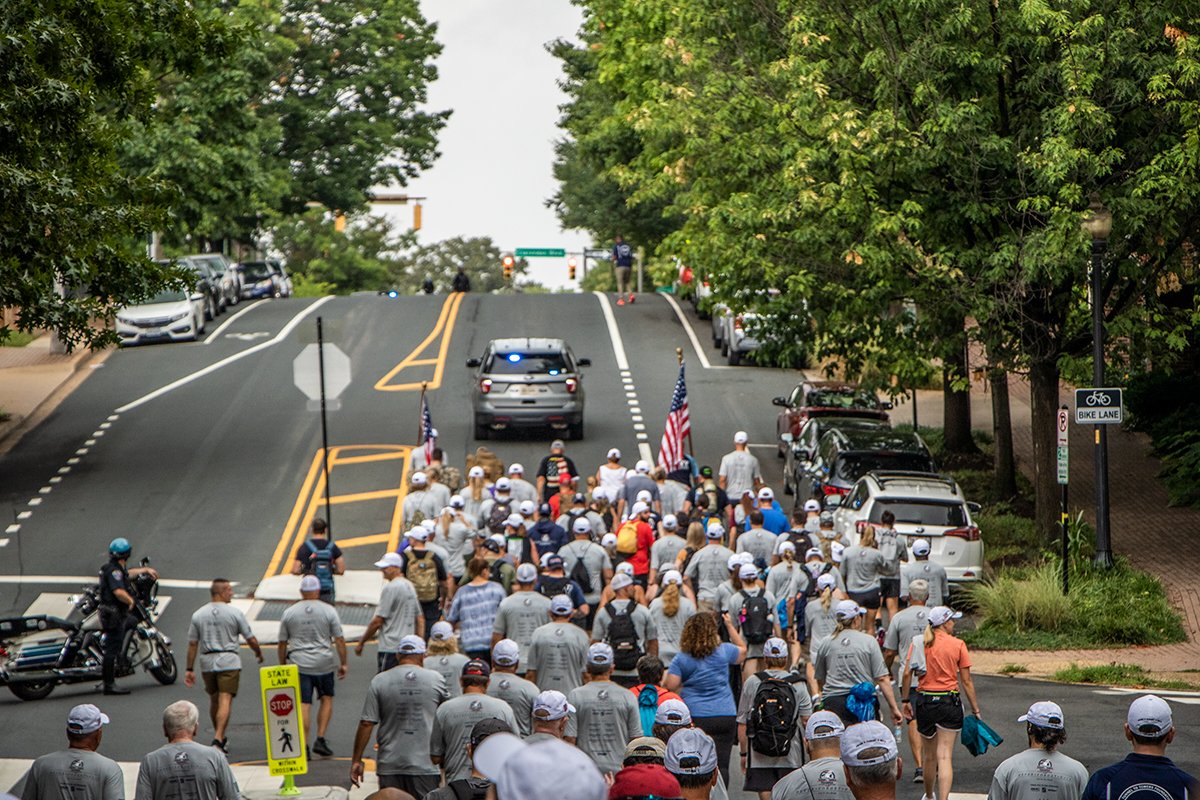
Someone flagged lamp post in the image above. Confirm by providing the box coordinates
[1081,193,1114,569]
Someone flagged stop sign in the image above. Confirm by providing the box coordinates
[269,693,294,716]
[293,343,352,401]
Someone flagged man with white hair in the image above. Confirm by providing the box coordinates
[525,690,575,744]
[591,573,658,688]
[840,720,902,800]
[770,711,854,800]
[506,463,539,505]
[135,701,239,800]
[882,578,929,782]
[23,705,123,800]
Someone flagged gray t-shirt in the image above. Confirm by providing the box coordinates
[902,560,949,606]
[684,545,736,604]
[767,562,807,602]
[737,669,813,769]
[841,545,887,592]
[566,680,642,775]
[988,748,1088,800]
[134,741,238,800]
[423,653,470,699]
[726,587,777,658]
[23,749,125,800]
[649,595,696,666]
[719,450,761,499]
[487,672,540,736]
[658,481,689,518]
[883,604,929,684]
[376,577,420,652]
[402,490,442,528]
[875,528,908,577]
[188,602,253,673]
[279,600,343,674]
[736,529,778,566]
[526,621,591,694]
[804,600,839,645]
[441,519,475,576]
[622,475,660,508]
[650,534,686,573]
[361,663,448,775]
[429,693,519,781]
[556,510,608,537]
[591,599,658,677]
[770,755,854,800]
[558,541,612,604]
[492,592,552,667]
[812,629,887,695]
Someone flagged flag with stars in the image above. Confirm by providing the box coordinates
[419,392,436,463]
[658,363,690,471]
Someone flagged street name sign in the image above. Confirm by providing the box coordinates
[1056,408,1069,485]
[293,343,351,402]
[515,248,566,258]
[584,248,613,260]
[1074,387,1123,424]
[260,665,307,776]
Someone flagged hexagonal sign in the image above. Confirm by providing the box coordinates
[292,343,351,401]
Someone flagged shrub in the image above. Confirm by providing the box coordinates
[969,563,1074,633]
[1054,664,1199,692]
[291,273,337,298]
[976,513,1041,565]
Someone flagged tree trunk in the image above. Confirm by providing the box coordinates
[1028,359,1060,540]
[990,368,1017,499]
[942,336,979,454]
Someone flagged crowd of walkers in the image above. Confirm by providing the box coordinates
[23,438,1195,800]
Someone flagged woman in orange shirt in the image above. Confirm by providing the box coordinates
[901,606,981,800]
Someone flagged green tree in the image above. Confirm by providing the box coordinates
[390,236,526,293]
[271,210,411,293]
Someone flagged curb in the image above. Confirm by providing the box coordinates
[0,345,112,457]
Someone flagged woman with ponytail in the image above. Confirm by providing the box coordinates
[457,466,489,526]
[649,570,696,667]
[811,599,903,727]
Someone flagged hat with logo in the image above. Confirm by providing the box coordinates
[705,523,725,539]
[587,642,614,666]
[928,606,962,626]
[407,527,430,542]
[481,538,502,554]
[1127,694,1174,736]
[508,463,524,475]
[623,737,668,762]
[546,554,565,570]
[816,573,838,593]
[474,735,607,800]
[607,448,621,460]
[462,658,491,678]
[611,572,634,591]
[430,621,454,641]
[421,519,437,532]
[495,477,512,491]
[840,721,898,767]
[519,500,536,516]
[468,466,485,479]
[573,517,592,534]
[616,561,635,576]
[411,471,428,486]
[1018,701,1065,730]
[762,637,788,658]
[655,698,691,726]
[550,594,574,615]
[397,635,426,655]
[912,538,931,556]
[492,638,521,667]
[631,501,650,516]
[804,499,821,512]
[505,513,525,528]
[636,490,653,504]
[573,492,587,504]
[449,495,465,508]
[551,439,566,450]
[819,510,835,526]
[532,689,575,721]
[635,459,651,474]
[805,546,824,560]
[665,727,718,776]
[601,533,618,548]
[805,710,845,741]
[738,563,759,581]
[660,570,683,586]
[374,552,404,569]
[469,717,513,749]
[757,487,775,502]
[727,554,743,571]
[733,431,749,444]
[662,514,679,531]
[299,575,321,593]
[834,599,865,621]
[67,704,110,735]
[515,563,538,584]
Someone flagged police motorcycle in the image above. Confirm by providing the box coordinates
[0,557,177,700]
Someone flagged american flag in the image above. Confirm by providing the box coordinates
[419,392,436,462]
[658,363,690,471]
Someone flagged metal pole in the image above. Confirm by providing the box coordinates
[317,317,333,539]
[1091,239,1113,568]
[912,389,918,431]
[1061,407,1069,595]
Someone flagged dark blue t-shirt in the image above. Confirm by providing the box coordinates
[1083,753,1196,800]
[530,520,569,554]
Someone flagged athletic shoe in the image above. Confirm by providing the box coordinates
[628,293,636,303]
[617,298,625,306]
[211,738,227,754]
[313,737,333,756]
[913,768,924,783]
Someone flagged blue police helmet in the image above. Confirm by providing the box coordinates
[108,537,132,558]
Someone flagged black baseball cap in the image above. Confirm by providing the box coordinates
[482,539,502,553]
[470,717,512,748]
[699,465,713,478]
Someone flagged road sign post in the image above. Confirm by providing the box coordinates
[1073,387,1122,569]
[293,323,352,538]
[1057,406,1070,595]
[260,664,307,793]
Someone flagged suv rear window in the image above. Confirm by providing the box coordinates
[807,389,879,409]
[869,500,967,528]
[486,352,572,376]
[834,453,934,482]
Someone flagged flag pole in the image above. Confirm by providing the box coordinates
[675,347,695,458]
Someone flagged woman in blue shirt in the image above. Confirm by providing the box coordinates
[664,611,746,787]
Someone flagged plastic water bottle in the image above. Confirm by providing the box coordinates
[893,724,903,744]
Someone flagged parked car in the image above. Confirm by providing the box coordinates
[782,415,891,500]
[831,470,984,587]
[691,271,715,319]
[467,338,590,440]
[719,309,761,365]
[186,253,239,310]
[773,380,892,457]
[793,426,936,501]
[116,288,207,345]
[239,259,292,299]
[159,258,218,321]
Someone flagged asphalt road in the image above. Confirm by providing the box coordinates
[1,292,1197,798]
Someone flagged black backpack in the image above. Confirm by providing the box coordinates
[739,589,772,645]
[567,544,594,594]
[537,575,569,599]
[448,778,489,800]
[748,671,804,757]
[489,556,512,585]
[605,601,643,671]
[486,499,513,534]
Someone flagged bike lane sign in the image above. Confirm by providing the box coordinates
[1074,388,1123,424]
[261,665,307,776]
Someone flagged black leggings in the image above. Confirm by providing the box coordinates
[693,715,736,787]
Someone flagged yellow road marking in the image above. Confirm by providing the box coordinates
[329,488,404,505]
[332,533,393,548]
[374,291,464,392]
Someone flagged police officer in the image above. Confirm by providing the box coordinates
[98,538,157,695]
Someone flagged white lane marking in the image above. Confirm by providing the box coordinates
[4,524,18,535]
[92,430,104,437]
[594,292,653,463]
[107,415,119,421]
[67,458,79,465]
[225,331,270,342]
[637,433,649,441]
[634,424,645,431]
[75,448,88,455]
[0,575,220,589]
[58,466,71,474]
[27,498,42,506]
[84,439,96,446]
[630,406,641,414]
[631,416,643,423]
[116,296,334,413]
[0,539,8,548]
[662,293,713,369]
[38,486,51,495]
[1093,688,1200,700]
[202,298,270,345]
[48,477,61,484]
[17,511,31,520]
[98,422,111,430]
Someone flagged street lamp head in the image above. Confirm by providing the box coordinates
[1082,192,1113,242]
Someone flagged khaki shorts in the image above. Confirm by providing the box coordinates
[202,669,241,697]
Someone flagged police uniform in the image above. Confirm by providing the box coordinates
[98,557,137,689]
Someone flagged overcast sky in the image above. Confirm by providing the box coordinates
[375,1,589,289]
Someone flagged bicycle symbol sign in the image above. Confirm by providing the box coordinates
[1074,388,1123,425]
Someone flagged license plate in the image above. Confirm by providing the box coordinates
[510,385,543,396]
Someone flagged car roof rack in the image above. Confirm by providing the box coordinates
[868,471,958,491]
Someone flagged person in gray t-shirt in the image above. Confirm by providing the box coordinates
[278,577,347,756]
[726,568,778,673]
[185,579,263,750]
[881,581,931,774]
[649,520,687,584]
[566,644,642,775]
[429,660,519,782]
[684,536,737,606]
[486,639,540,735]
[526,609,591,694]
[24,704,123,800]
[136,701,239,800]
[811,602,901,727]
[356,556,421,672]
[901,547,949,606]
[559,532,614,609]
[989,702,1087,800]
[591,579,658,686]
[770,712,854,800]
[718,436,761,502]
[491,578,551,671]
[737,639,813,783]
[351,637,448,799]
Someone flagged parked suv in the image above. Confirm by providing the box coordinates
[782,416,890,501]
[831,471,984,587]
[186,253,240,310]
[793,427,936,501]
[467,338,590,440]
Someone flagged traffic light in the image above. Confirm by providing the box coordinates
[413,203,422,231]
[568,257,577,281]
[334,212,346,233]
[502,255,514,281]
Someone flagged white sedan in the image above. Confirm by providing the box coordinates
[116,289,207,345]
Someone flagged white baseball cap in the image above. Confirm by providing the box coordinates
[607,448,621,460]
[516,563,538,584]
[616,561,634,576]
[738,563,759,581]
[660,570,683,586]
[468,465,485,479]
[662,514,678,530]
[67,704,110,735]
[299,575,321,593]
[834,599,865,621]
[757,487,775,501]
[804,499,821,512]
[421,519,437,532]
[831,541,845,563]
[505,513,524,528]
[727,553,743,571]
[635,459,650,473]
[397,635,426,655]
[475,735,607,800]
[430,621,454,641]
[928,606,962,626]
[665,727,718,776]
[492,638,521,666]
[655,698,691,725]
[762,637,788,658]
[635,490,652,503]
[601,532,618,547]
[374,552,404,569]
[508,463,524,475]
[587,642,614,666]
[705,523,725,539]
[776,539,796,555]
[411,471,428,486]
[805,711,845,740]
[1018,701,1065,729]
[532,690,575,721]
[572,517,592,535]
[912,538,931,556]
[733,431,749,444]
[631,501,650,516]
[1128,694,1174,736]
[611,572,634,591]
[449,495,465,508]
[817,573,838,592]
[840,721,898,766]
[805,546,823,560]
[518,500,536,516]
[550,594,574,615]
[407,527,429,542]
[495,477,512,491]
[489,533,506,547]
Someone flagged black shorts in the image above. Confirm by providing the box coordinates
[378,774,439,797]
[745,766,794,792]
[914,692,963,737]
[848,587,881,610]
[298,672,335,703]
[880,578,901,599]
[822,693,879,725]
